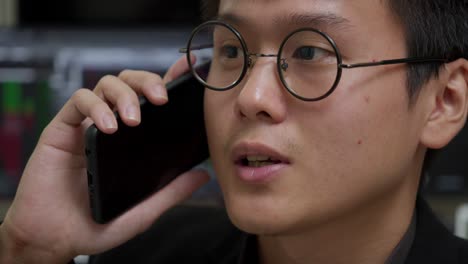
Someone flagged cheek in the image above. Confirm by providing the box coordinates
[204,90,223,152]
[204,89,234,168]
[320,67,417,173]
[293,83,419,207]
[204,89,243,209]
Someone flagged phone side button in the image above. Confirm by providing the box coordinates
[87,171,95,199]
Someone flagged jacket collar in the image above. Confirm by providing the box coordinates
[404,196,464,264]
[209,196,464,264]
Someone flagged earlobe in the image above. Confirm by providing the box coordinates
[420,59,468,149]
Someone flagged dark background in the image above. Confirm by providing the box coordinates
[19,0,203,28]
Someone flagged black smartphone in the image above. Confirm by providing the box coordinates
[85,69,209,224]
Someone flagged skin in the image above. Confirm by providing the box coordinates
[204,0,468,263]
[0,0,467,263]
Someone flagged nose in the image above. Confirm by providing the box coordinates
[235,57,288,123]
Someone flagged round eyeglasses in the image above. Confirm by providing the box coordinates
[180,20,447,101]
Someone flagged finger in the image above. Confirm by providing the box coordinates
[91,169,210,252]
[56,88,118,134]
[162,54,196,84]
[93,75,141,127]
[118,70,168,105]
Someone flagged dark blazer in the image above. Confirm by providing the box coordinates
[89,198,468,264]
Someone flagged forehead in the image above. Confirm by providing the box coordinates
[217,0,398,34]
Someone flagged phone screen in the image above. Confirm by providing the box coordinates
[85,71,209,223]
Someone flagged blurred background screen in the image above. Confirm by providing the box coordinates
[0,63,51,196]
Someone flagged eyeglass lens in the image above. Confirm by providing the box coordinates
[189,23,246,90]
[188,22,340,100]
[279,30,339,100]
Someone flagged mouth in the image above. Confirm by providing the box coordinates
[238,155,283,167]
[232,142,291,167]
[232,143,290,183]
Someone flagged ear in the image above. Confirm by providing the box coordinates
[420,58,468,149]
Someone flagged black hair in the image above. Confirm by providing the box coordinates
[387,0,468,100]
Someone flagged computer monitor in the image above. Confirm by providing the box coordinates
[0,64,53,197]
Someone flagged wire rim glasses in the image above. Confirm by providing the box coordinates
[181,20,447,102]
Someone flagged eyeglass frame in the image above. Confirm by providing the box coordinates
[180,20,448,102]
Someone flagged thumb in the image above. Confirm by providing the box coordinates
[89,169,210,254]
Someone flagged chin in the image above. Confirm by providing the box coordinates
[222,192,298,235]
[227,207,284,235]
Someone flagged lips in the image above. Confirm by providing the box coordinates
[232,142,290,183]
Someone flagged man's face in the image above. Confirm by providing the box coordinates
[204,0,428,235]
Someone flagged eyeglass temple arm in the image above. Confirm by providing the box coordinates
[340,57,448,69]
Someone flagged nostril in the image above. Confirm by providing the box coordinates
[237,108,247,118]
[256,111,271,119]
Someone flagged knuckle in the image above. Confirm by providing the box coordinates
[97,74,117,88]
[91,101,111,116]
[118,69,133,80]
[149,72,163,82]
[71,88,92,102]
[120,70,164,91]
[142,73,163,89]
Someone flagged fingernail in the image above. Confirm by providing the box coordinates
[103,113,117,129]
[152,84,168,101]
[126,105,138,121]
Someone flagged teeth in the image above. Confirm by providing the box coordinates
[246,155,271,162]
[248,160,276,167]
[242,155,281,167]
[244,155,278,167]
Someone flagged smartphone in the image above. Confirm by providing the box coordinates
[85,69,209,224]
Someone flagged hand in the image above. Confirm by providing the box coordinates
[0,57,210,263]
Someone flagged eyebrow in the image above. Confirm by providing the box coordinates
[216,12,353,31]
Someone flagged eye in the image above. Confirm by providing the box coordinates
[291,46,333,62]
[293,46,317,60]
[221,45,240,59]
